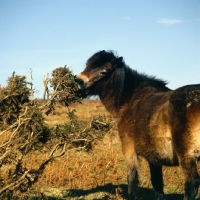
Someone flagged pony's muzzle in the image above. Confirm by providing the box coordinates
[74,75,88,97]
[74,75,84,88]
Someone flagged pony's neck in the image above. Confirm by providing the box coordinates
[99,94,125,119]
[98,66,169,118]
[98,69,132,118]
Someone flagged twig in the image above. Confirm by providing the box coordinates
[0,170,30,194]
[0,106,29,137]
[0,117,31,148]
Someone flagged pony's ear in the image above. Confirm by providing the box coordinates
[111,57,123,68]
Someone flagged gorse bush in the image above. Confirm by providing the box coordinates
[0,67,112,199]
[44,66,81,115]
[51,66,80,104]
[0,73,50,199]
[0,73,48,154]
[0,73,30,128]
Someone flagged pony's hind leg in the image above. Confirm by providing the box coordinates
[181,156,200,200]
[149,163,166,200]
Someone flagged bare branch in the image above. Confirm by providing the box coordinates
[0,171,30,194]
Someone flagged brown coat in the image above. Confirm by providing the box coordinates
[75,50,200,200]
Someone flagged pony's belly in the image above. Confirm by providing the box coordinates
[138,137,179,166]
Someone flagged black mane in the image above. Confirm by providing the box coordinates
[87,50,117,68]
[113,66,170,106]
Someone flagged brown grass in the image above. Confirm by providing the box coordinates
[23,100,200,199]
[44,100,111,127]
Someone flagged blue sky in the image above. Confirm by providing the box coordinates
[0,0,199,98]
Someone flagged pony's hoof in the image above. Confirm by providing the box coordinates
[127,194,138,200]
[155,192,166,200]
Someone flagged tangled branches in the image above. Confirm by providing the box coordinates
[0,67,112,199]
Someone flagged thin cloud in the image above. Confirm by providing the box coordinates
[157,18,184,25]
[124,16,131,20]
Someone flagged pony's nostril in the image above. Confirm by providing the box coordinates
[79,79,84,85]
[75,77,84,85]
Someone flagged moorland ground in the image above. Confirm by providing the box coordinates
[21,100,200,199]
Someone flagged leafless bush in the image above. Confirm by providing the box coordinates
[0,67,112,199]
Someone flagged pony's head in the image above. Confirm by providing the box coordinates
[75,50,123,98]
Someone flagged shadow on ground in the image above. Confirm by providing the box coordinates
[67,183,184,200]
[26,183,200,200]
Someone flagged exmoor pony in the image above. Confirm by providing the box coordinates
[75,50,200,200]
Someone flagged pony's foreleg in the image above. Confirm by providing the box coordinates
[121,140,139,200]
[127,160,139,200]
[149,163,165,200]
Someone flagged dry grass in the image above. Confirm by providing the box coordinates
[33,133,126,197]
[44,100,111,127]
[17,100,200,199]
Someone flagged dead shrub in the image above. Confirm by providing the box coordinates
[0,67,112,199]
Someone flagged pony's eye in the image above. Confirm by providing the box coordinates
[100,71,107,76]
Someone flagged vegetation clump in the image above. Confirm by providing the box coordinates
[0,67,111,199]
